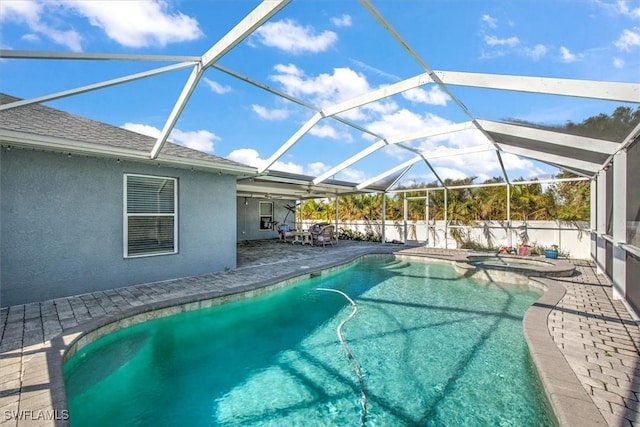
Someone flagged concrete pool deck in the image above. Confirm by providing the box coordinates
[0,240,638,426]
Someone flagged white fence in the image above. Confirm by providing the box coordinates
[299,219,591,259]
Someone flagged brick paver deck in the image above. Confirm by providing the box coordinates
[0,241,638,426]
[547,260,640,426]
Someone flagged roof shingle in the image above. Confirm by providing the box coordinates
[0,93,253,171]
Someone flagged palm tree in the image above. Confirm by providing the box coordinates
[510,179,550,221]
[549,171,590,221]
[475,178,507,220]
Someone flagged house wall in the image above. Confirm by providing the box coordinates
[236,197,296,241]
[1,148,236,306]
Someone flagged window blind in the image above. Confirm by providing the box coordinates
[124,174,177,257]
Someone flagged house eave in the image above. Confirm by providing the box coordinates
[0,129,258,176]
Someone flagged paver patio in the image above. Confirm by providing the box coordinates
[0,240,638,426]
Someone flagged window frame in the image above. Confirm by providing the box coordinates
[123,173,178,258]
[259,201,274,231]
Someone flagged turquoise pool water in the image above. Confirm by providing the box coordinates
[64,257,557,426]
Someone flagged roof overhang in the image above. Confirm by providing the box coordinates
[0,129,258,176]
[237,170,385,200]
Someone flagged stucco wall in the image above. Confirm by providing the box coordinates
[1,148,236,306]
[236,197,296,241]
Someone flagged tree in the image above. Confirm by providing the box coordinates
[549,171,590,221]
[297,105,632,224]
[474,177,507,220]
[565,106,640,142]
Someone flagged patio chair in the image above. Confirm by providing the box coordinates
[274,222,295,243]
[308,222,324,243]
[313,224,336,247]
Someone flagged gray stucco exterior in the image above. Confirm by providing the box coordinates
[236,197,297,241]
[1,148,237,306]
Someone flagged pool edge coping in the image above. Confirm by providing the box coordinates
[524,276,608,426]
[48,249,600,427]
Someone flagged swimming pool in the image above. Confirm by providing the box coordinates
[64,256,557,426]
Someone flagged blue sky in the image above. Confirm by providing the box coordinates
[1,0,639,186]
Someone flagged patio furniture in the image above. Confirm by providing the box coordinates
[292,231,312,245]
[274,222,295,243]
[308,222,328,243]
[313,224,337,247]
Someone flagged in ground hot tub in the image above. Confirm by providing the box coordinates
[465,255,575,277]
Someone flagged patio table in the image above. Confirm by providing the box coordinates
[292,231,312,245]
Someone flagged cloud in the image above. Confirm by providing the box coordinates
[272,160,305,174]
[226,148,305,174]
[122,123,218,154]
[21,33,40,42]
[68,1,202,48]
[524,44,547,60]
[479,49,507,60]
[408,129,542,181]
[359,100,399,116]
[415,129,484,154]
[331,14,352,27]
[481,34,532,60]
[0,0,41,22]
[270,64,371,107]
[614,28,640,51]
[485,35,520,47]
[481,14,498,29]
[269,64,425,127]
[350,58,401,82]
[339,99,399,122]
[227,148,262,167]
[364,109,454,141]
[0,0,202,50]
[430,166,469,181]
[402,86,450,106]
[613,57,625,68]
[307,161,330,176]
[309,123,354,142]
[617,1,640,18]
[559,46,582,63]
[339,168,366,182]
[273,63,303,75]
[203,78,231,94]
[423,145,543,182]
[391,134,548,184]
[170,129,219,154]
[252,19,337,54]
[479,13,538,61]
[251,104,290,120]
[0,0,82,51]
[122,123,162,138]
[500,152,536,172]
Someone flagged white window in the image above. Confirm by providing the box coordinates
[259,201,273,231]
[124,174,178,257]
